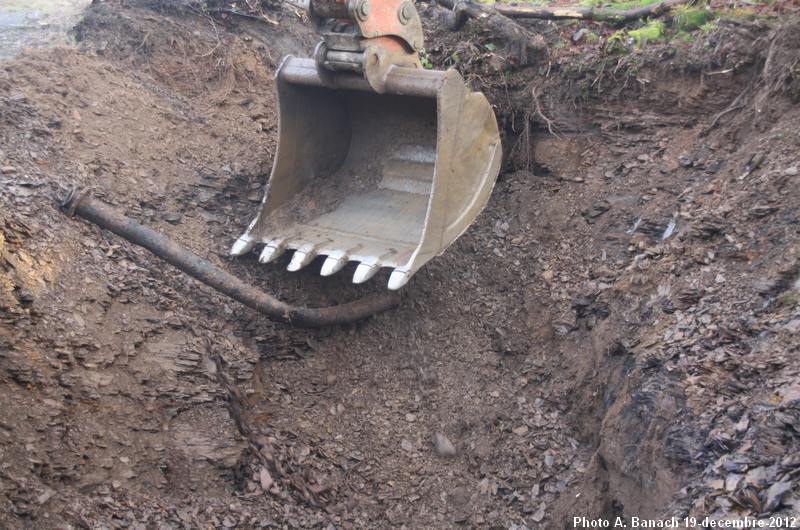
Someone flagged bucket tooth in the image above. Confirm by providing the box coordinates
[287,243,318,271]
[353,260,380,284]
[230,236,255,257]
[259,239,287,264]
[387,269,410,290]
[320,251,349,276]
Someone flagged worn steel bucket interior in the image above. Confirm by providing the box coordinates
[231,57,501,290]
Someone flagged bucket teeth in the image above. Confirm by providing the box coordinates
[230,236,254,257]
[353,261,380,284]
[320,252,348,276]
[259,239,287,264]
[287,243,318,272]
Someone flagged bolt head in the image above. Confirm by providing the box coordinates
[398,1,414,24]
[356,0,370,20]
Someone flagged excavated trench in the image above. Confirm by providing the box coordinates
[1,2,798,528]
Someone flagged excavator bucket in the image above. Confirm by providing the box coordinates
[231,57,501,289]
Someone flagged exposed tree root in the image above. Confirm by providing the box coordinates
[531,84,560,137]
[703,22,800,135]
[487,0,693,22]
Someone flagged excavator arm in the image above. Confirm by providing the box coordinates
[307,0,424,92]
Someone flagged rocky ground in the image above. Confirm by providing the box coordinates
[0,0,798,528]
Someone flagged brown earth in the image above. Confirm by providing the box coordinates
[1,1,798,528]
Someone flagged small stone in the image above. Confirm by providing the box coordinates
[15,289,34,305]
[733,415,749,434]
[512,425,528,436]
[449,486,471,509]
[778,382,800,403]
[259,467,273,491]
[783,166,797,176]
[725,473,742,491]
[433,432,456,457]
[162,212,182,224]
[531,505,546,522]
[544,454,555,467]
[1,166,17,174]
[744,466,767,487]
[36,489,55,505]
[405,413,416,422]
[747,151,765,170]
[572,28,589,43]
[583,200,611,219]
[763,481,792,512]
[542,270,554,282]
[401,439,414,452]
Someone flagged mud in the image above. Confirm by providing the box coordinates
[1,1,798,528]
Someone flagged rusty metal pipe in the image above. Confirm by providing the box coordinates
[61,189,400,327]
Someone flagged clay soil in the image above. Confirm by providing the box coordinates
[1,1,798,528]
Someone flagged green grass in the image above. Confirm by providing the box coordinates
[609,19,665,49]
[673,6,715,31]
[629,19,665,44]
[699,21,718,32]
[419,49,433,69]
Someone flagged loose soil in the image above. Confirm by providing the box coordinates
[1,1,798,528]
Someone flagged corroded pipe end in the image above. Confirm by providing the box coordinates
[60,187,90,217]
